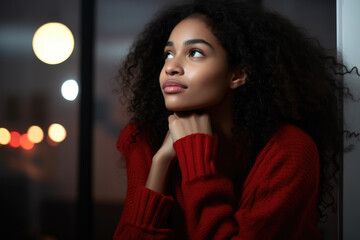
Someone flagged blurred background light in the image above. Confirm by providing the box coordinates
[27,125,44,143]
[61,79,79,101]
[48,123,67,143]
[32,22,74,65]
[0,128,11,145]
[9,131,21,148]
[46,134,60,147]
[20,133,34,150]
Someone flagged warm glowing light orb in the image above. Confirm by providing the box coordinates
[46,135,60,147]
[20,134,34,150]
[0,128,11,145]
[27,125,44,143]
[61,79,79,101]
[9,131,21,148]
[48,123,67,143]
[32,22,74,64]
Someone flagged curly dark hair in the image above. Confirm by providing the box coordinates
[116,0,349,220]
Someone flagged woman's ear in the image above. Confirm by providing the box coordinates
[230,70,247,89]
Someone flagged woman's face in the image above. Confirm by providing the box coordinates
[159,15,235,112]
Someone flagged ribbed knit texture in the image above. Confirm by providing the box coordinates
[173,133,218,182]
[113,123,322,240]
[130,185,174,228]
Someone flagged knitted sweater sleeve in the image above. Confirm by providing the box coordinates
[172,125,321,240]
[113,124,175,240]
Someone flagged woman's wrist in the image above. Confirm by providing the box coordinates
[145,155,173,194]
[153,151,174,166]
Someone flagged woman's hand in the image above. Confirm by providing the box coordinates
[168,112,213,142]
[146,112,212,194]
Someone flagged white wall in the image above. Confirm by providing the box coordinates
[337,0,360,239]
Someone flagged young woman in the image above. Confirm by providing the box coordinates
[113,0,344,239]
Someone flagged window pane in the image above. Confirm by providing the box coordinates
[0,1,79,239]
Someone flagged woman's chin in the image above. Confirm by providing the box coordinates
[165,102,217,113]
[166,107,189,112]
[165,104,198,112]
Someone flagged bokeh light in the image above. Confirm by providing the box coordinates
[9,131,21,148]
[47,134,60,147]
[48,123,67,143]
[32,22,74,65]
[61,79,79,101]
[27,125,44,143]
[0,128,11,145]
[20,134,34,150]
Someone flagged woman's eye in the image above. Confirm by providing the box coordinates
[190,50,204,58]
[164,52,174,59]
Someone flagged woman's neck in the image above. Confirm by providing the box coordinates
[205,92,245,182]
[205,91,235,142]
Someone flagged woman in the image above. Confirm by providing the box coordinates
[114,0,343,239]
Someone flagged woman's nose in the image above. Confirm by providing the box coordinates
[165,59,184,76]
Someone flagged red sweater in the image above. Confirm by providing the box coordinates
[113,124,322,240]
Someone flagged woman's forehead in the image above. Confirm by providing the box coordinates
[167,16,218,45]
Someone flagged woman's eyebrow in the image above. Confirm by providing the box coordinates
[165,39,214,49]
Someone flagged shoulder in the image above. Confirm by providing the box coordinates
[265,124,317,154]
[256,124,319,171]
[273,124,314,143]
[116,123,149,158]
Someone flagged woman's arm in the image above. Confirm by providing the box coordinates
[146,112,212,194]
[172,124,322,240]
[146,131,175,194]
[113,124,175,240]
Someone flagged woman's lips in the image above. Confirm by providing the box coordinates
[163,80,187,94]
